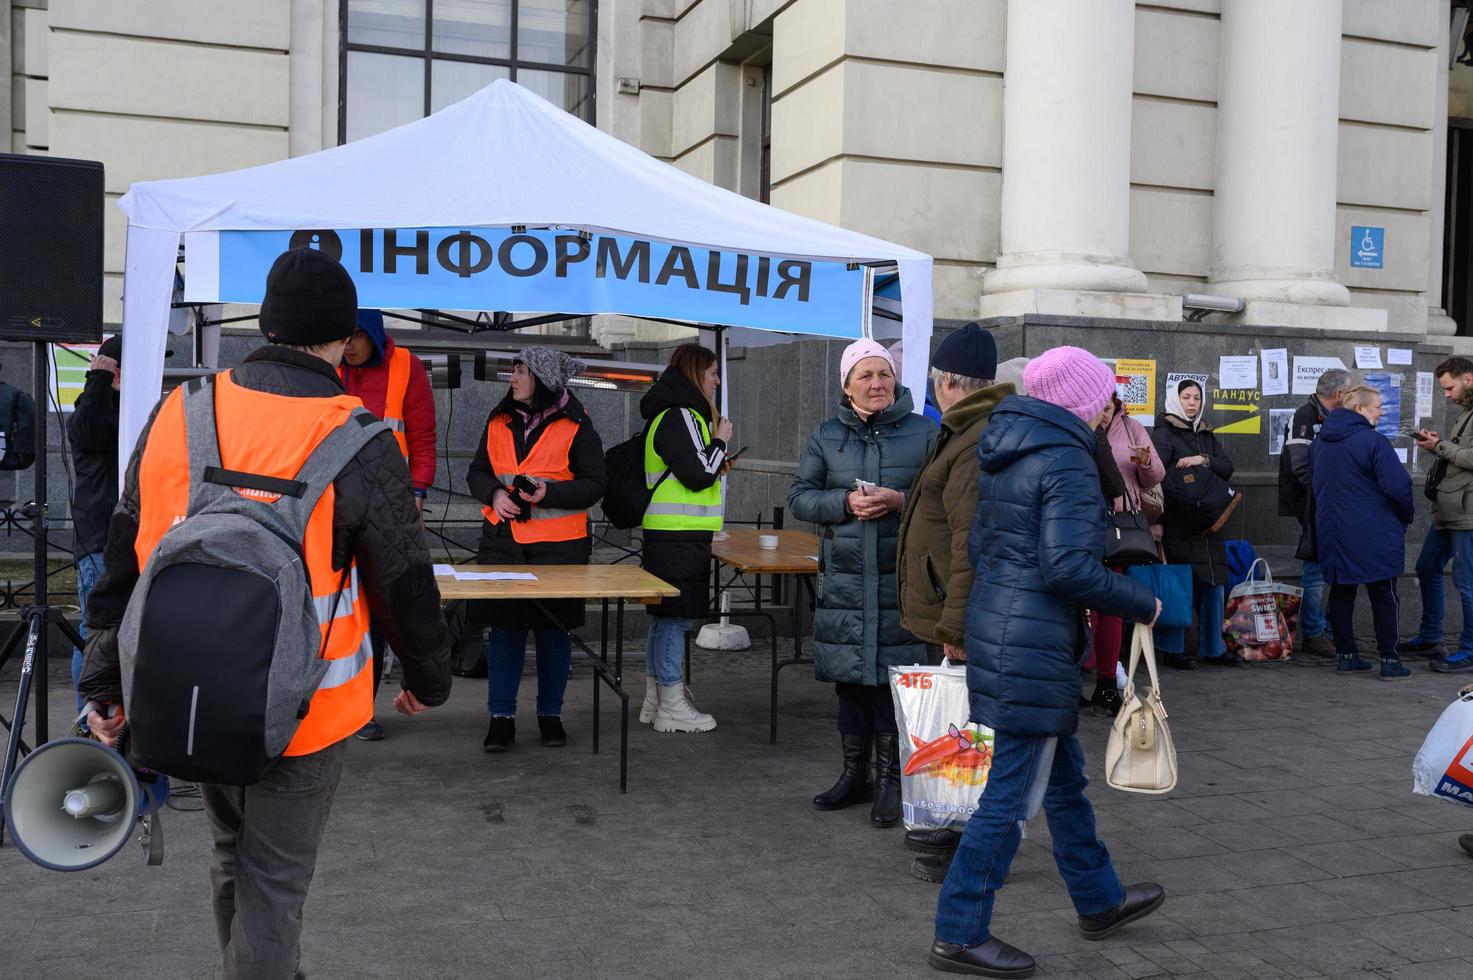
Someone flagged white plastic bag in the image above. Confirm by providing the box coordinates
[889,662,994,832]
[1412,691,1473,808]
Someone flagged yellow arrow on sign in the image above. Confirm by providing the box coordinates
[1214,412,1261,435]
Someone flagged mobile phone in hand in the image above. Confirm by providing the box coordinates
[726,445,749,463]
[512,474,539,496]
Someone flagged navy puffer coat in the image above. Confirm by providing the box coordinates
[788,387,937,686]
[965,396,1159,737]
[1311,408,1413,585]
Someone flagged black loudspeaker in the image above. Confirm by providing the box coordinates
[0,153,104,342]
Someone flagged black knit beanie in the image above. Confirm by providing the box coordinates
[258,247,359,346]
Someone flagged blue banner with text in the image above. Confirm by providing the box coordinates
[214,227,870,337]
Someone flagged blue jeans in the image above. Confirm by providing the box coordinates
[935,733,1123,945]
[1300,560,1329,639]
[1414,527,1473,653]
[645,616,692,686]
[1153,582,1226,658]
[71,552,106,716]
[485,627,572,718]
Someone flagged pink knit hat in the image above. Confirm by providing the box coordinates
[1023,346,1116,423]
[840,338,897,384]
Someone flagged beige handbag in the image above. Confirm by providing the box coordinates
[1105,624,1178,794]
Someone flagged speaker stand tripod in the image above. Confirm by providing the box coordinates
[0,342,90,847]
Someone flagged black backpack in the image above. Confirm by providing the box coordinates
[0,382,36,470]
[601,428,670,530]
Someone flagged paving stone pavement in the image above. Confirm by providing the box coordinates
[3,643,1472,979]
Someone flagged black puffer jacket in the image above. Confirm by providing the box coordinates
[67,368,119,557]
[1152,415,1235,587]
[80,346,451,707]
[466,389,607,630]
[639,369,727,620]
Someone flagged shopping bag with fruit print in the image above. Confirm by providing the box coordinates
[1222,558,1302,662]
[889,661,994,833]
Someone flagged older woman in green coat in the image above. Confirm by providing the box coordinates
[788,339,937,828]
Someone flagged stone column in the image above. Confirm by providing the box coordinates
[1206,0,1350,307]
[982,0,1147,297]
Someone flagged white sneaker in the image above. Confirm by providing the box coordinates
[639,675,659,725]
[653,683,716,733]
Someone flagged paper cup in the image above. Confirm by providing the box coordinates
[758,534,779,550]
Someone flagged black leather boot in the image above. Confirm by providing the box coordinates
[871,732,902,828]
[905,827,961,854]
[812,735,873,810]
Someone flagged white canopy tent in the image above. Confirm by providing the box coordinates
[116,80,934,475]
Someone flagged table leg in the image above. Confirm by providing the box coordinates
[770,574,816,744]
[617,599,628,793]
[593,599,606,756]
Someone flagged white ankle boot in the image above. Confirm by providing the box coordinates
[653,683,716,733]
[639,675,659,725]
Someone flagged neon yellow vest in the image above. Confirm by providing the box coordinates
[643,409,725,531]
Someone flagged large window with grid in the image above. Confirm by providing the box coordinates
[340,0,595,144]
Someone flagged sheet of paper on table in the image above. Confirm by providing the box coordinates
[432,565,540,582]
[455,571,539,581]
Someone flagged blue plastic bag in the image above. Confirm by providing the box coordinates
[1127,562,1193,628]
[1225,539,1258,592]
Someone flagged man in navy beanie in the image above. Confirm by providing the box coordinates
[894,322,1014,881]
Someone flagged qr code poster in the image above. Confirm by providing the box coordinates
[1114,358,1156,427]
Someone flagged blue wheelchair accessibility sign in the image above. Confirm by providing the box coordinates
[1351,226,1384,269]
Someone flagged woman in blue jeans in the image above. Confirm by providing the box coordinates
[638,344,732,734]
[466,347,607,752]
[930,347,1164,977]
[1151,377,1237,669]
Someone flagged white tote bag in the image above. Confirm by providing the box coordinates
[1105,624,1178,794]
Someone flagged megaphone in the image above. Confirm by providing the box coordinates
[3,737,147,871]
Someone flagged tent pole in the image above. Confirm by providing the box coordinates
[717,326,731,627]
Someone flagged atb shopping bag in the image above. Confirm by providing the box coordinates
[1222,558,1302,662]
[1412,690,1473,809]
[889,662,993,833]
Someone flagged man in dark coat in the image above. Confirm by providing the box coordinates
[895,323,1011,875]
[1277,367,1350,657]
[66,334,123,716]
[80,247,450,979]
[1313,385,1413,677]
[930,347,1163,978]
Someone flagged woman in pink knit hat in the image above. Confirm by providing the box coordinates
[930,346,1164,977]
[788,338,937,829]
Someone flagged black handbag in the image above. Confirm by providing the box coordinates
[1105,508,1159,567]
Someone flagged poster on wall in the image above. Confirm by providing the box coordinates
[1113,358,1156,427]
[1268,408,1296,456]
[1363,373,1403,440]
[50,341,103,413]
[1261,348,1289,396]
[1292,356,1347,396]
[1218,355,1257,390]
[1417,372,1435,420]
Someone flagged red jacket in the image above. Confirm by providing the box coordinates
[340,337,437,491]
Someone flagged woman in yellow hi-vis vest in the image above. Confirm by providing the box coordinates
[639,344,733,733]
[467,347,606,752]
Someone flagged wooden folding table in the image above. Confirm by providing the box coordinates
[709,529,819,743]
[437,564,678,792]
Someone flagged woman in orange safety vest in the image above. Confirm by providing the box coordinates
[466,346,606,753]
